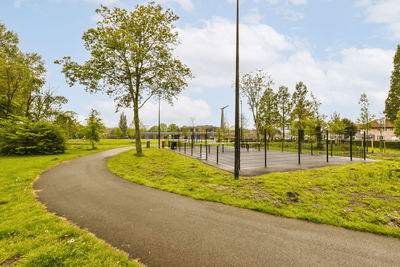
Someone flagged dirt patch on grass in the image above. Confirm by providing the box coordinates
[216,185,232,192]
[286,191,302,203]
[1,255,21,266]
[0,201,9,205]
[385,216,400,229]
[252,191,272,200]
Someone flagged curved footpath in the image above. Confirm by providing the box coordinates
[34,147,400,267]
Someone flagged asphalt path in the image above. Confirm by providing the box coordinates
[34,147,400,267]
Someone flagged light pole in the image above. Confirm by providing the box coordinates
[158,96,161,149]
[234,0,240,180]
[240,100,243,141]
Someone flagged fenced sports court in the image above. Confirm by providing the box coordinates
[160,130,374,176]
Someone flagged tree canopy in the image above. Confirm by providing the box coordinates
[384,45,400,122]
[239,69,274,142]
[55,2,192,153]
[358,93,375,137]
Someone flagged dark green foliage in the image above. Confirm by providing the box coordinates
[291,82,312,131]
[85,109,105,149]
[385,45,400,122]
[342,118,357,137]
[394,110,400,138]
[0,118,65,155]
[118,112,127,137]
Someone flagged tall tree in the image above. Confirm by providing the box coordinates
[394,111,400,138]
[329,112,345,137]
[259,87,279,140]
[384,45,400,122]
[239,69,274,142]
[160,123,168,132]
[291,81,312,132]
[276,86,292,142]
[358,93,375,138]
[308,92,326,147]
[30,88,67,122]
[85,109,105,149]
[55,111,82,139]
[119,112,128,138]
[55,3,192,154]
[0,22,47,120]
[342,118,357,138]
[168,123,179,133]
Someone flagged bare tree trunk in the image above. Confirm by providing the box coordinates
[133,99,142,154]
[253,113,260,142]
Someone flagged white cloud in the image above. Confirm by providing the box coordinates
[176,17,294,90]
[175,17,393,121]
[356,0,400,39]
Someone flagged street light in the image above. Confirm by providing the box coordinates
[158,96,161,149]
[234,0,240,180]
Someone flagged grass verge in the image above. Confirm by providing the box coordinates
[0,139,141,266]
[108,148,400,239]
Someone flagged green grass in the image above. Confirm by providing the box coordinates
[0,139,141,266]
[109,149,400,239]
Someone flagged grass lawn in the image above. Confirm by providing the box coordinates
[0,139,141,266]
[108,148,400,239]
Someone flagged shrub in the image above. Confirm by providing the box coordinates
[0,118,66,155]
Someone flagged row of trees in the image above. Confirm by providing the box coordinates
[239,70,365,145]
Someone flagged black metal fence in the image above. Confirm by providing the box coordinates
[158,129,371,171]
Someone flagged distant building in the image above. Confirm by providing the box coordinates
[360,119,397,141]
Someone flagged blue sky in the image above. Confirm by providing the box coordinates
[1,0,399,128]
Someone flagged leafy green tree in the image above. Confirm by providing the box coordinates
[0,22,19,54]
[308,93,326,147]
[30,88,67,121]
[149,125,158,132]
[394,111,400,137]
[127,128,135,138]
[259,87,279,140]
[342,118,357,138]
[55,110,81,139]
[182,126,189,139]
[215,127,222,142]
[276,86,292,141]
[291,82,312,132]
[85,109,105,149]
[239,70,274,142]
[160,123,168,132]
[0,117,65,155]
[114,127,122,138]
[358,93,375,138]
[168,123,180,133]
[55,3,192,154]
[139,121,147,132]
[329,112,345,135]
[118,112,127,138]
[0,22,47,119]
[384,45,400,122]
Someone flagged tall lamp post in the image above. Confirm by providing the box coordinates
[158,96,161,149]
[234,0,240,180]
[240,100,243,141]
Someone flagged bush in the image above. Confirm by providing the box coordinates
[0,118,66,155]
